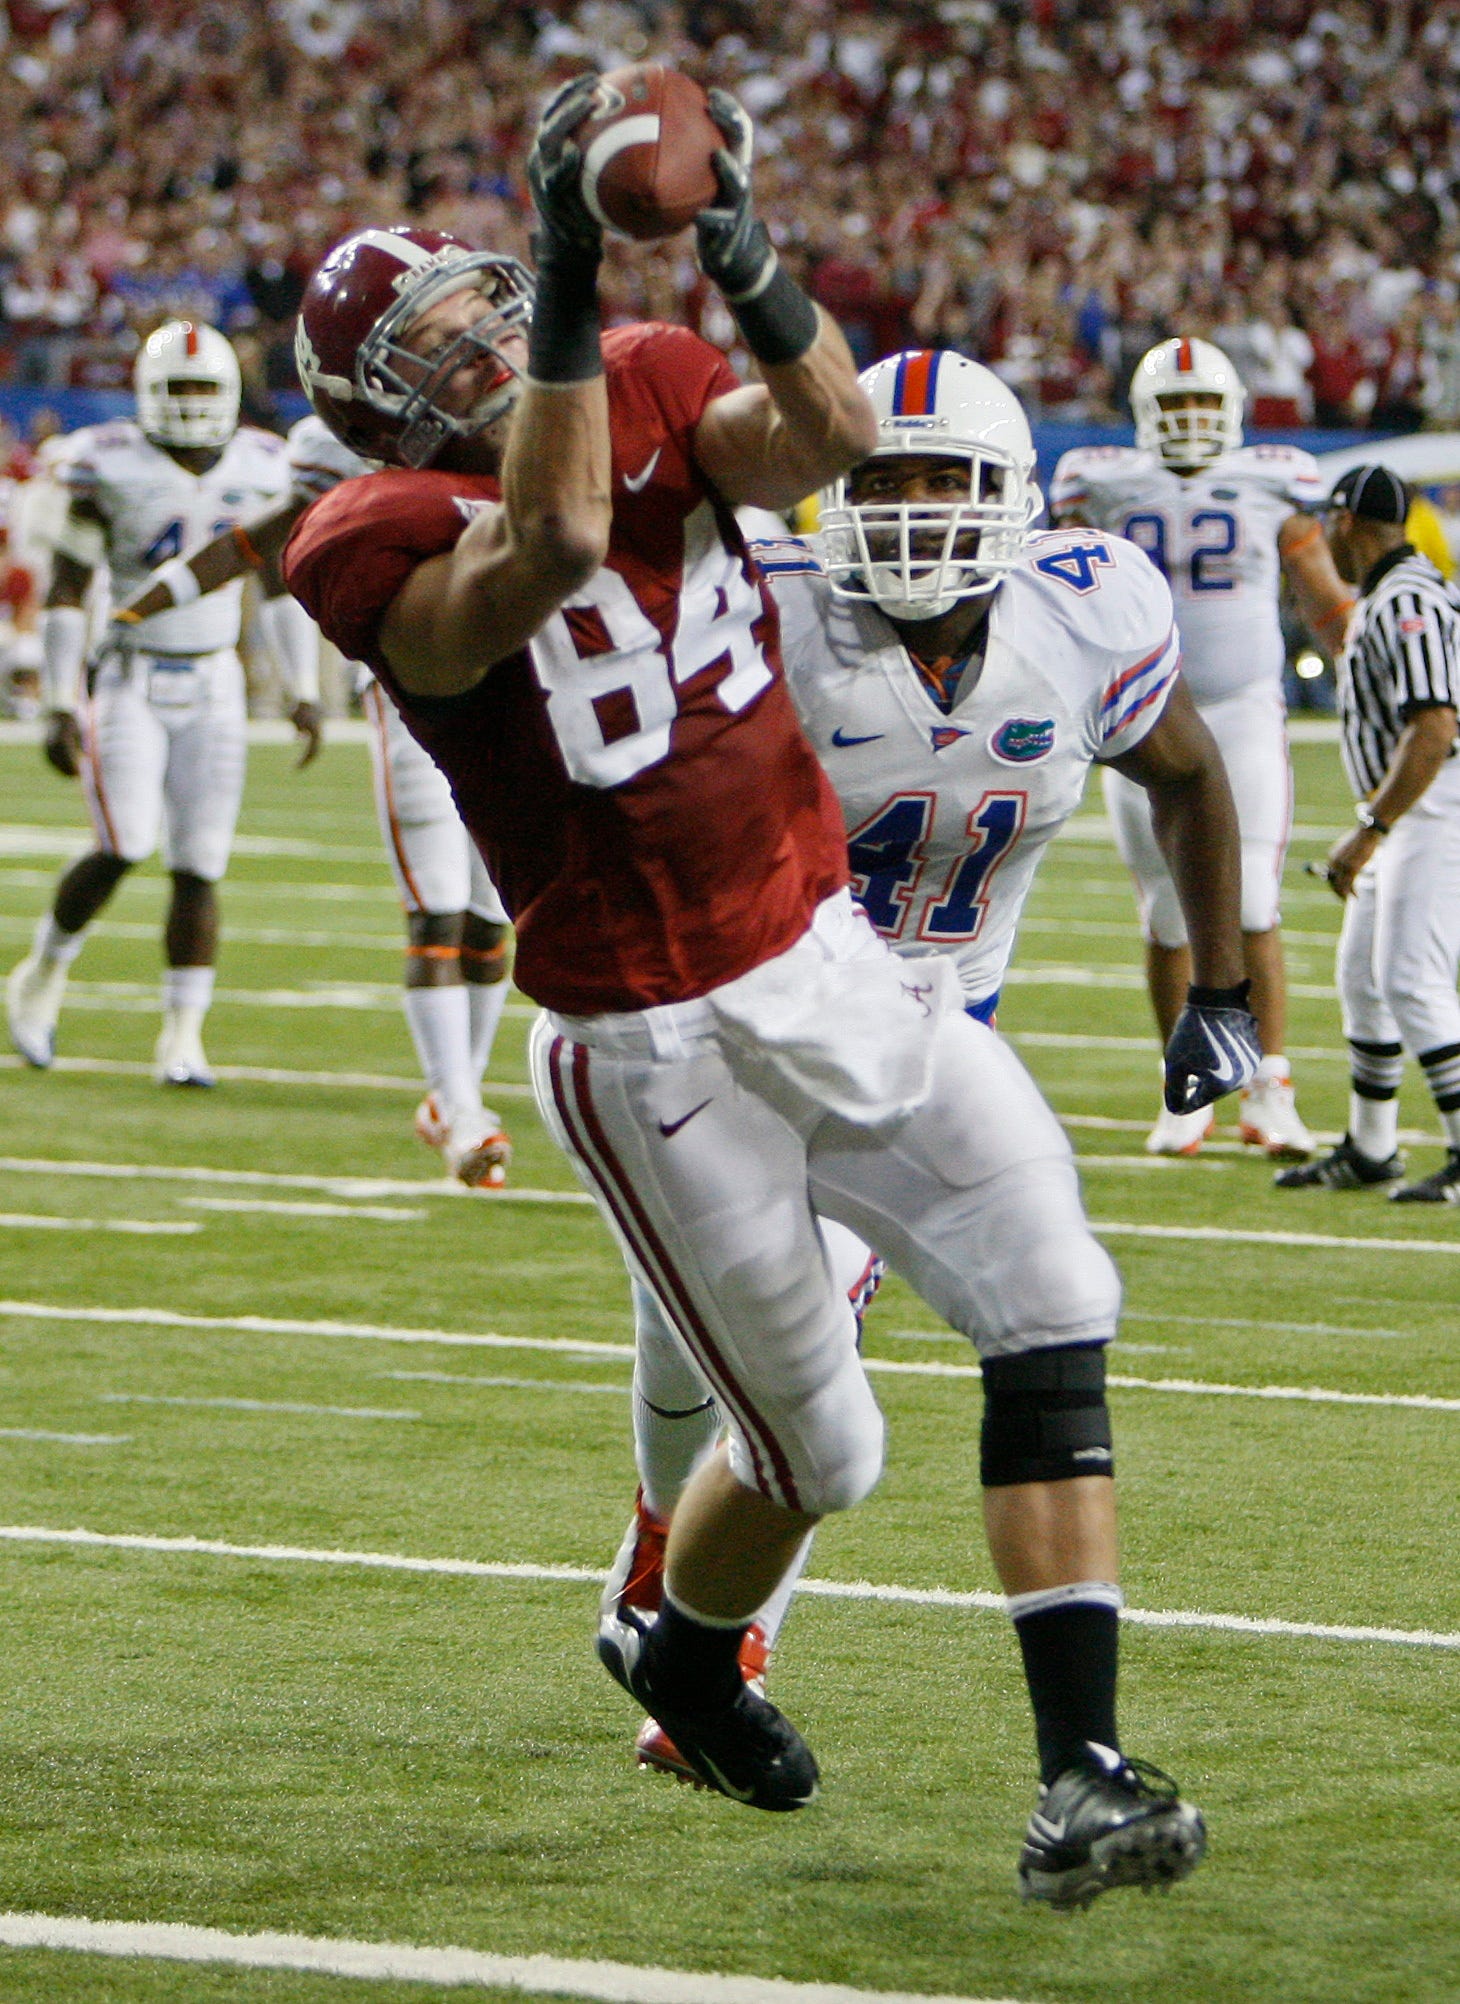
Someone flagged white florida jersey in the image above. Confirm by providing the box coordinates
[752,523,1181,1008]
[286,414,372,503]
[1048,442,1324,705]
[61,420,292,655]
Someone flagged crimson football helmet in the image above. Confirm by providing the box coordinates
[819,351,1040,618]
[293,227,534,468]
[1130,336,1245,469]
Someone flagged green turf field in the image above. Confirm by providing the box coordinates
[0,728,1455,2004]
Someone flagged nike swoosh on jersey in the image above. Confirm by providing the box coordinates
[658,1098,713,1138]
[623,448,662,493]
[830,727,885,748]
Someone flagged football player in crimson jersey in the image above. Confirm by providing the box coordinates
[4,320,304,1086]
[1052,336,1356,1161]
[283,77,1219,1904]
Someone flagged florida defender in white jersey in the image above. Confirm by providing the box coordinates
[5,321,305,1084]
[1051,335,1354,1159]
[616,355,1258,1847]
[40,411,513,1185]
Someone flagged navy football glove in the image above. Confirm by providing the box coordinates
[1163,981,1261,1114]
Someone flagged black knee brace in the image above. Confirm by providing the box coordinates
[980,1343,1113,1487]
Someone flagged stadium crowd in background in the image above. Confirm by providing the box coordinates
[0,0,1457,433]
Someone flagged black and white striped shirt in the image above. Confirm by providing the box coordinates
[1337,545,1460,798]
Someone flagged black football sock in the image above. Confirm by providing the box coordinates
[641,1594,748,1715]
[1012,1601,1121,1786]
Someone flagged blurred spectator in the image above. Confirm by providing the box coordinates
[0,0,1455,439]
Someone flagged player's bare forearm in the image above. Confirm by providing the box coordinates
[1323,705,1459,898]
[115,496,306,621]
[380,394,612,701]
[1279,512,1354,654]
[1111,682,1244,988]
[693,315,879,510]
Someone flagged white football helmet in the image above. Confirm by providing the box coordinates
[1130,336,1245,470]
[134,320,241,449]
[819,351,1040,619]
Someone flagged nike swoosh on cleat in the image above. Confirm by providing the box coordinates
[830,727,885,748]
[623,448,662,493]
[694,1754,758,1803]
[1030,1813,1069,1841]
[658,1099,713,1138]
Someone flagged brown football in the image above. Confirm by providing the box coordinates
[573,64,723,243]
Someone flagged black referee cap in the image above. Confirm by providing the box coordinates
[1326,463,1410,524]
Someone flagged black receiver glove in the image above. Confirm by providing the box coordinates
[526,73,604,258]
[1163,980,1262,1114]
[694,86,818,365]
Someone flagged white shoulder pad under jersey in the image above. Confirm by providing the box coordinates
[1050,441,1315,704]
[287,414,372,502]
[762,526,1179,1007]
[64,422,293,655]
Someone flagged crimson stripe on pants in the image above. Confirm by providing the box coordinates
[547,1034,803,1511]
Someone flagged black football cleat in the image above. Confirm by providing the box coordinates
[1018,1743,1207,1910]
[1389,1148,1460,1204]
[1274,1134,1403,1191]
[597,1604,818,1812]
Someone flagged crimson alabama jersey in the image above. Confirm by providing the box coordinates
[284,322,848,1015]
[750,522,1181,1008]
[60,419,292,655]
[1048,442,1323,705]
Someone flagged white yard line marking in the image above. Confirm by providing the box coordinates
[0,1912,1026,2004]
[0,1214,199,1236]
[0,1299,631,1356]
[1109,1375,1460,1413]
[1094,1219,1460,1256]
[0,1060,536,1097]
[182,1199,428,1223]
[0,915,403,951]
[0,1524,1451,1652]
[0,1159,590,1205]
[1073,1155,1230,1172]
[98,1395,421,1421]
[383,1371,627,1396]
[0,826,388,865]
[1122,1309,1415,1342]
[0,1431,129,1446]
[1009,1032,1348,1062]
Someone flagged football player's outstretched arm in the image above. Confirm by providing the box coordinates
[381,74,613,700]
[1107,674,1244,993]
[1278,512,1355,655]
[38,498,106,776]
[688,88,877,509]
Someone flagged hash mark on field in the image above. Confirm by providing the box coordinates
[0,1911,1030,2003]
[0,1524,1453,1651]
[182,1198,428,1222]
[0,1213,199,1235]
[382,1371,628,1396]
[0,1430,129,1446]
[98,1395,421,1421]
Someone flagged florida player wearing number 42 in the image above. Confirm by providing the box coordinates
[285,75,1240,1907]
[1052,336,1355,1159]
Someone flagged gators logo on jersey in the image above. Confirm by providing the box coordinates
[990,716,1056,764]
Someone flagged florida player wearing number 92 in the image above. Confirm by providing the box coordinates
[282,73,1243,1907]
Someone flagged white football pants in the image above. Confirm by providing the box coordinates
[82,647,246,881]
[530,897,1120,1517]
[363,679,507,922]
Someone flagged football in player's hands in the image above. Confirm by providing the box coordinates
[570,64,722,242]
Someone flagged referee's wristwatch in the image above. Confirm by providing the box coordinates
[1354,800,1391,836]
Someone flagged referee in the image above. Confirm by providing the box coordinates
[1278,464,1460,1200]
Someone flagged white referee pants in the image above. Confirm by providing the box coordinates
[363,680,507,922]
[1335,757,1460,1057]
[1104,681,1292,944]
[529,895,1120,1516]
[81,649,246,882]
